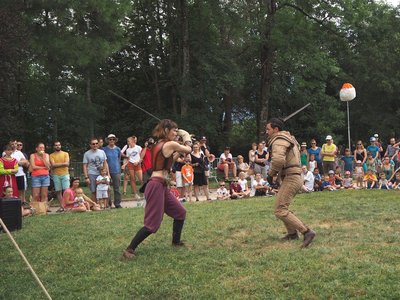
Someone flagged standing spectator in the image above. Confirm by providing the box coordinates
[191,142,210,201]
[102,134,122,208]
[30,142,51,202]
[50,141,70,213]
[301,165,314,193]
[121,139,130,196]
[8,140,29,202]
[172,154,186,200]
[96,167,111,209]
[83,138,108,203]
[307,139,322,172]
[98,137,104,148]
[122,136,143,200]
[354,140,367,172]
[354,160,365,189]
[217,146,237,180]
[181,157,194,202]
[366,137,380,166]
[236,155,252,177]
[321,135,337,175]
[248,143,257,170]
[341,148,354,174]
[254,142,269,179]
[199,136,211,186]
[300,142,308,166]
[381,156,394,181]
[0,144,19,198]
[308,154,317,173]
[384,138,399,168]
[366,152,377,173]
[141,137,155,183]
[373,134,384,159]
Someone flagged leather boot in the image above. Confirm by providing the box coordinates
[302,229,316,248]
[172,219,185,246]
[281,232,299,240]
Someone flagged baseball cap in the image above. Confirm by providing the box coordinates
[301,142,307,147]
[345,171,351,175]
[374,133,379,138]
[370,137,376,142]
[326,135,332,140]
[200,136,207,141]
[328,170,334,174]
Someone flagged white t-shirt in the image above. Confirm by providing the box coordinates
[216,187,229,197]
[125,145,142,164]
[96,175,110,191]
[303,171,314,191]
[219,153,233,162]
[238,178,248,191]
[11,150,26,177]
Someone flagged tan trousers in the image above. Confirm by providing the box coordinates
[274,174,308,234]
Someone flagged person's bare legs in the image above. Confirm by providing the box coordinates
[32,187,41,202]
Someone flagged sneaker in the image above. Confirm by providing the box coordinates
[172,241,186,247]
[281,232,299,240]
[302,229,316,248]
[134,194,141,200]
[122,248,137,259]
[56,207,65,213]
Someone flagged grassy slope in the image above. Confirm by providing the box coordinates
[1,190,399,299]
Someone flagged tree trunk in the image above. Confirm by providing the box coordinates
[258,0,276,141]
[86,73,94,137]
[223,92,233,142]
[180,0,189,117]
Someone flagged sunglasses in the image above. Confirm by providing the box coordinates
[220,184,225,187]
[91,143,98,145]
[17,144,23,146]
[170,185,176,187]
[311,142,316,144]
[357,143,362,145]
[108,138,116,140]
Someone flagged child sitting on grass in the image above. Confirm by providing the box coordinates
[378,173,391,190]
[74,188,91,211]
[392,173,400,189]
[342,171,354,189]
[328,170,342,189]
[308,154,317,173]
[334,166,344,188]
[4,186,35,217]
[216,181,230,200]
[322,175,336,191]
[364,169,378,189]
[313,168,322,191]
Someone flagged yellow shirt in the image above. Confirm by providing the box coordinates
[50,151,70,176]
[322,143,337,162]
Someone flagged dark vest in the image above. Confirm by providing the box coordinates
[151,140,174,172]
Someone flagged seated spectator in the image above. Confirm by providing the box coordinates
[252,173,268,196]
[238,172,251,198]
[73,188,91,211]
[4,186,35,217]
[322,175,336,191]
[341,148,354,174]
[301,165,314,193]
[342,171,354,189]
[381,156,394,182]
[169,181,181,201]
[229,177,248,199]
[363,169,378,189]
[313,168,322,191]
[63,177,101,212]
[217,146,237,180]
[236,155,252,178]
[354,160,365,189]
[392,173,400,189]
[334,166,344,188]
[216,181,230,200]
[378,173,391,190]
[328,170,341,189]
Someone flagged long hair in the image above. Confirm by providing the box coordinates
[152,119,178,140]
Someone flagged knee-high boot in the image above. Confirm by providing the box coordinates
[172,219,185,246]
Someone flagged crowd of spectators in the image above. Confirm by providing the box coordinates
[1,132,399,215]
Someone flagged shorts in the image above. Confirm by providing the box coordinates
[88,174,99,193]
[96,190,108,199]
[31,175,50,188]
[16,175,26,190]
[184,182,193,187]
[128,162,142,171]
[175,171,183,188]
[52,174,70,191]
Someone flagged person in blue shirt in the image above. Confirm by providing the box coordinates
[102,134,122,208]
[366,137,380,163]
[341,148,354,174]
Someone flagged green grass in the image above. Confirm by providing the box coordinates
[1,190,399,299]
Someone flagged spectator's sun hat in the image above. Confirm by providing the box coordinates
[370,137,376,142]
[326,135,333,140]
[328,170,334,174]
[106,134,118,142]
[345,171,351,175]
[301,142,307,147]
[374,133,379,138]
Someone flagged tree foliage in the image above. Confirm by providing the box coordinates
[1,0,399,156]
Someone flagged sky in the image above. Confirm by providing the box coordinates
[386,0,400,6]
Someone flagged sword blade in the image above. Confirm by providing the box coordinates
[282,103,311,122]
